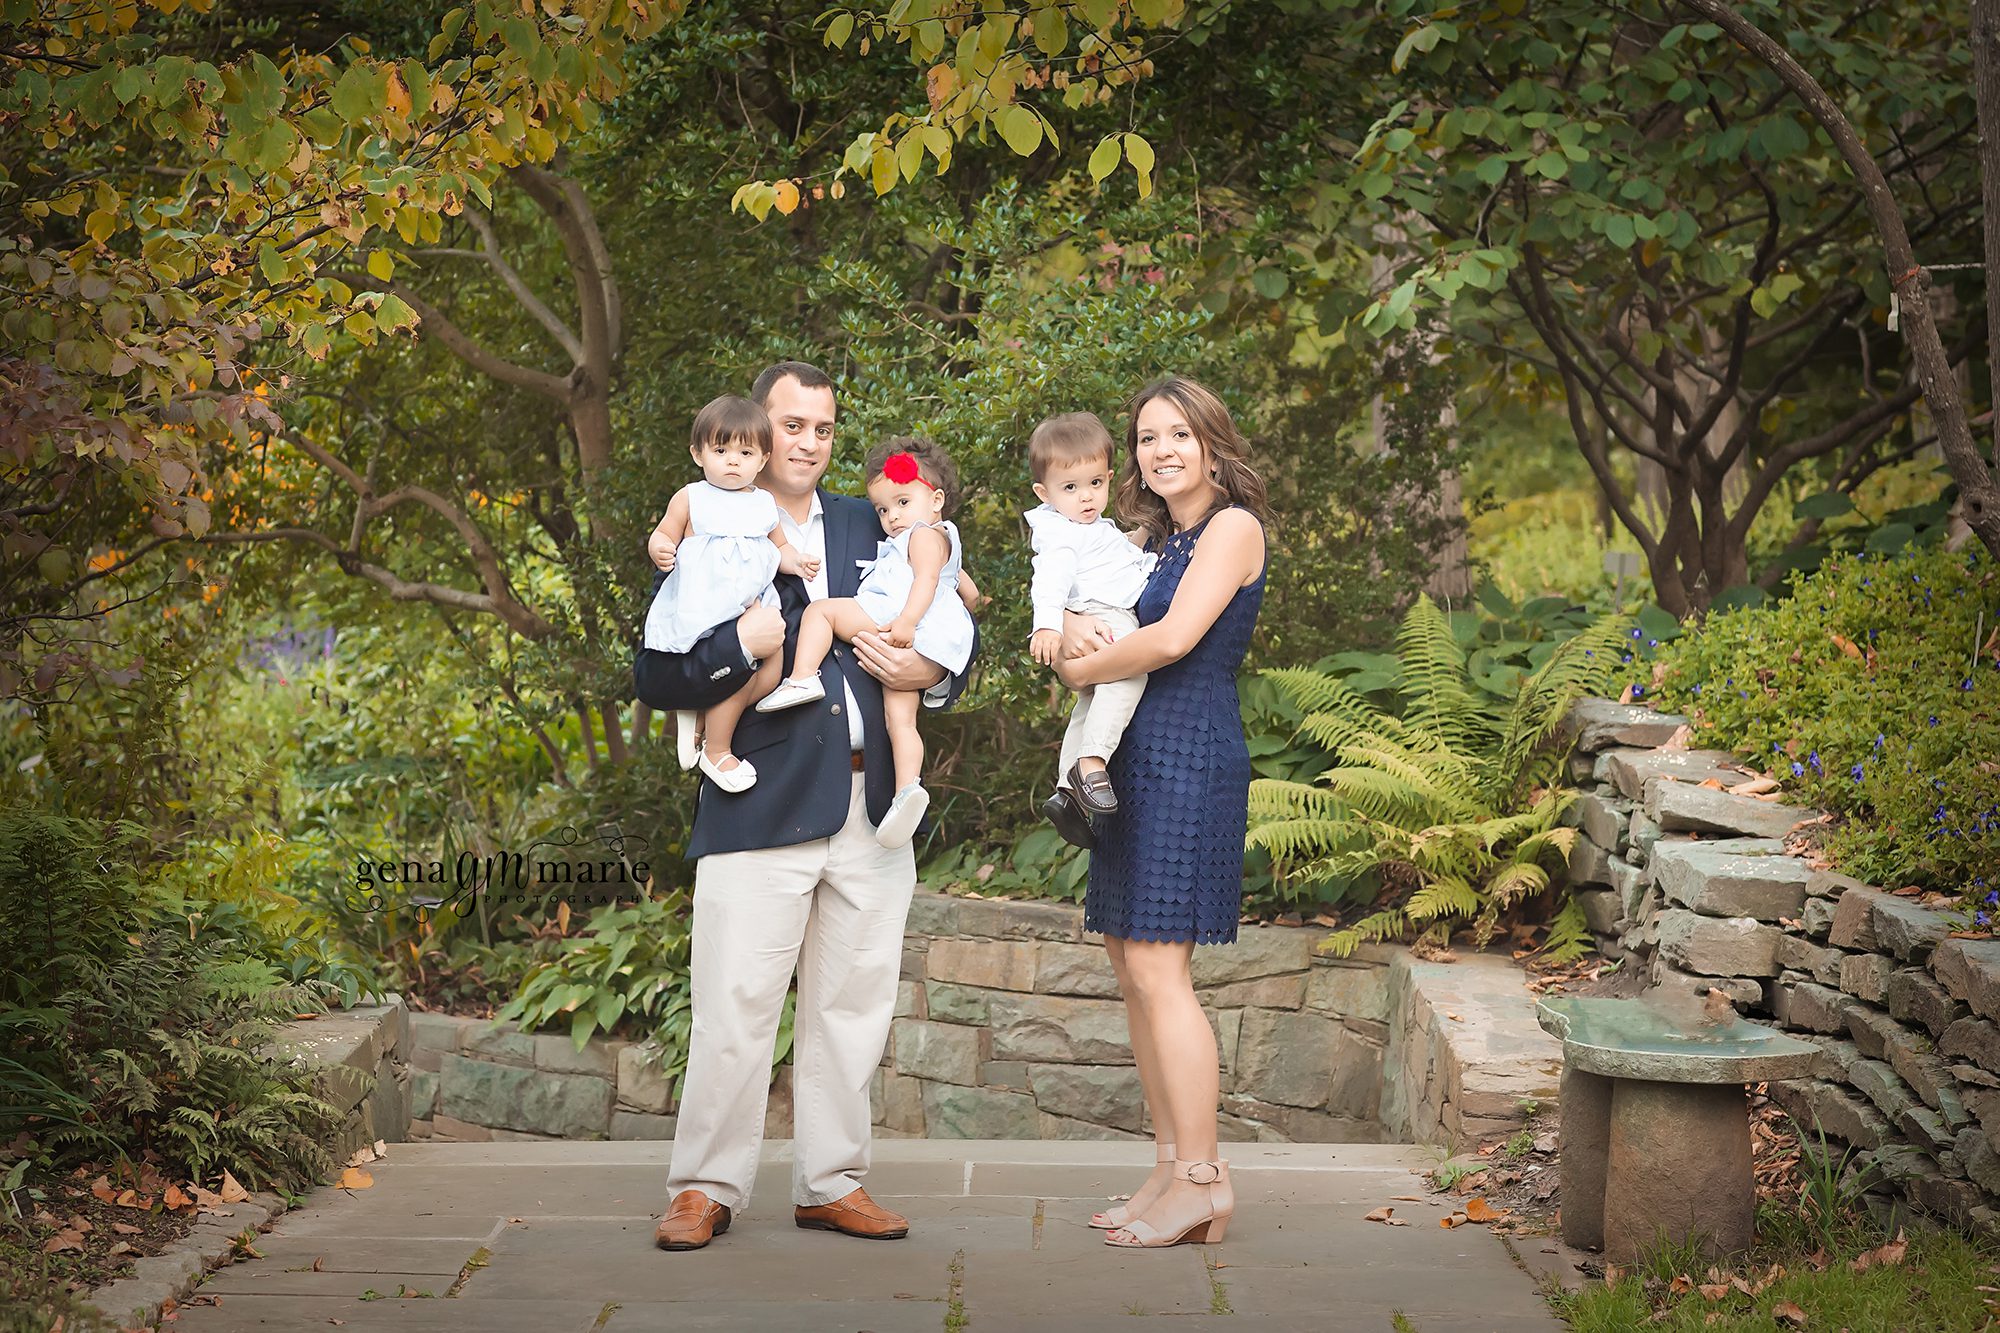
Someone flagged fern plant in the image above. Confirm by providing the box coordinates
[1248,594,1630,957]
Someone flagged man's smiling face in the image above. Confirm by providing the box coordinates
[760,375,837,502]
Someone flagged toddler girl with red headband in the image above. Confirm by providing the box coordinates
[757,437,976,848]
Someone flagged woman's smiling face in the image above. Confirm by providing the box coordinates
[1133,395,1209,503]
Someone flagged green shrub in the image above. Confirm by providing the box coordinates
[497,890,701,1086]
[1654,545,1999,905]
[17,928,340,1190]
[1248,595,1631,955]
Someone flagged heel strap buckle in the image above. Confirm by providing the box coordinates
[1183,1161,1222,1185]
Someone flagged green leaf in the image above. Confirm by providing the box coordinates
[1474,155,1509,187]
[1793,491,1855,521]
[374,293,419,332]
[825,12,854,46]
[1603,213,1635,248]
[1864,522,1915,553]
[330,63,382,126]
[1121,132,1155,175]
[1252,267,1290,299]
[1088,135,1120,182]
[366,249,395,281]
[258,242,286,284]
[998,105,1043,156]
[1755,115,1810,160]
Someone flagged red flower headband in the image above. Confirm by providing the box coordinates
[881,452,936,490]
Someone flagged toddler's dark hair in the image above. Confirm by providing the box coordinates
[1027,412,1115,483]
[690,394,773,456]
[865,436,962,518]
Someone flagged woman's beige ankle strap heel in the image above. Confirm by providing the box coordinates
[1103,1159,1233,1248]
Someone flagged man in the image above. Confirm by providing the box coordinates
[633,361,976,1250]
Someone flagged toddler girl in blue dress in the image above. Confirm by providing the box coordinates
[643,395,819,792]
[757,437,975,848]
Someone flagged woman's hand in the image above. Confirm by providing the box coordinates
[1029,629,1063,667]
[1061,610,1115,660]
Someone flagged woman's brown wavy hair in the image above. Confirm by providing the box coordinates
[1115,375,1270,547]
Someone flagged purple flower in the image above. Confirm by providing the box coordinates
[1792,762,1805,777]
[1808,750,1822,775]
[1849,764,1865,781]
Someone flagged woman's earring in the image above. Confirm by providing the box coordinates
[1139,476,1149,491]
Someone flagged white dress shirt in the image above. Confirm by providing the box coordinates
[1025,505,1158,634]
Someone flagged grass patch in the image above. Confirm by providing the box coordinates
[1554,1225,1997,1331]
[943,1248,966,1333]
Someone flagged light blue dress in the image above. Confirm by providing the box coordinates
[642,482,783,653]
[854,520,974,675]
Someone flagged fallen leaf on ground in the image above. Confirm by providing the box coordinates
[1363,1206,1395,1222]
[336,1168,373,1191]
[1464,1197,1509,1223]
[1851,1232,1907,1272]
[1440,1212,1468,1228]
[1697,1282,1729,1300]
[1772,1299,1807,1326]
[218,1170,249,1203]
[311,1257,325,1272]
[111,1222,142,1236]
[164,1184,191,1211]
[1391,1194,1422,1201]
[1669,1275,1691,1294]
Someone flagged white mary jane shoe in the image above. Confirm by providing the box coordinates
[873,783,929,849]
[756,676,826,713]
[698,749,756,793]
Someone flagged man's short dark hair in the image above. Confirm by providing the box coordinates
[750,360,835,406]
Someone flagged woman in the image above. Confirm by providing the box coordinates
[1053,375,1268,1249]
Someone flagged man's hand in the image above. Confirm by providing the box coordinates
[1061,610,1116,661]
[1030,628,1063,667]
[648,537,677,572]
[854,631,946,691]
[737,603,786,662]
[885,618,917,649]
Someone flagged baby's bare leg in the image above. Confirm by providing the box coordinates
[786,598,883,682]
[702,654,783,760]
[883,685,924,791]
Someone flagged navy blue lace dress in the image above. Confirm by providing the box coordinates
[1085,507,1266,945]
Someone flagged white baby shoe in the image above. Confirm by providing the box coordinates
[756,675,827,713]
[698,749,756,793]
[675,711,700,771]
[874,783,930,849]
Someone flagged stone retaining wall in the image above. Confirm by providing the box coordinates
[408,891,1562,1152]
[271,995,412,1160]
[1560,698,2000,1238]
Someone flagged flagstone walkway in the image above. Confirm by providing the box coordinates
[161,1140,1563,1332]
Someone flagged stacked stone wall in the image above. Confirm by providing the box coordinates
[403,890,1563,1151]
[1560,699,2000,1237]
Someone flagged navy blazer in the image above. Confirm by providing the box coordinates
[631,489,976,859]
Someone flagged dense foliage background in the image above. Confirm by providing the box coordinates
[5,3,1997,1313]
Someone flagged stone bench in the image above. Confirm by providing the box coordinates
[1537,994,1817,1262]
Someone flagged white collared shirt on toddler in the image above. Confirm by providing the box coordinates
[1024,504,1159,635]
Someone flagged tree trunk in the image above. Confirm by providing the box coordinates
[1682,0,2000,558]
[1976,0,2000,459]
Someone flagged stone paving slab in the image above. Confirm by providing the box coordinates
[148,1141,1560,1332]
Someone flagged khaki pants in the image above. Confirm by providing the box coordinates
[665,773,915,1210]
[1057,601,1148,782]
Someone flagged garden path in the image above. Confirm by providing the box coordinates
[163,1140,1561,1331]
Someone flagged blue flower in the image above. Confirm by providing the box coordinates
[1850,764,1865,781]
[1928,715,1940,727]
[1792,762,1806,777]
[1808,750,1822,774]
[1980,910,1991,928]
[1647,639,1658,648]
[1630,628,1642,639]
[1873,733,1885,750]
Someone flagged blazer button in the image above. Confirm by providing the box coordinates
[830,703,842,716]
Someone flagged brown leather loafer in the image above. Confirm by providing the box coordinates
[655,1189,731,1250]
[1067,761,1118,815]
[793,1186,910,1240]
